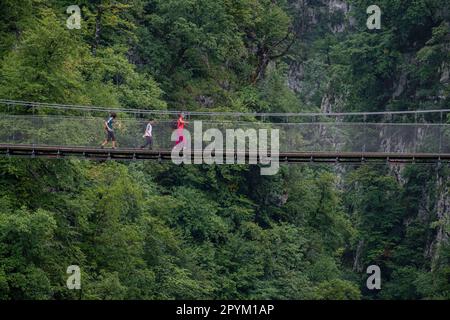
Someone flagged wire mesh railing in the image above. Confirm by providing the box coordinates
[1,115,449,154]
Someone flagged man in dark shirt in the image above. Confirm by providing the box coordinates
[101,112,117,149]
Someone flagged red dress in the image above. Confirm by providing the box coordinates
[175,117,185,145]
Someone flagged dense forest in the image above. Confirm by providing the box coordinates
[0,0,449,300]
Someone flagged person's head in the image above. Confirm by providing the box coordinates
[148,118,154,123]
[179,112,185,119]
[110,112,117,119]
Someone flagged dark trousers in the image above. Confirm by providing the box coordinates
[141,136,153,149]
[105,130,116,142]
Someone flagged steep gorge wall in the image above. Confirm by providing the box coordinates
[286,1,450,270]
[431,170,450,268]
[287,0,351,111]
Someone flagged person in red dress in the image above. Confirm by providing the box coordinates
[175,113,188,146]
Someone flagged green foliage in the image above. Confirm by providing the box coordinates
[0,0,449,301]
[0,4,166,109]
[0,207,57,299]
[312,279,361,300]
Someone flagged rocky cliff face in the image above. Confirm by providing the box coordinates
[286,1,450,271]
[431,171,450,268]
[287,0,352,111]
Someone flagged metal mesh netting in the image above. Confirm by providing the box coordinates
[0,115,449,154]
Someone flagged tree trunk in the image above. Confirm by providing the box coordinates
[92,8,103,56]
[251,47,270,84]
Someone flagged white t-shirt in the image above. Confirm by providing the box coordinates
[144,123,153,137]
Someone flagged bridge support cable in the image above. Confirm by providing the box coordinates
[1,99,450,123]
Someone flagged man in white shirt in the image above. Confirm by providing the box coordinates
[140,119,154,150]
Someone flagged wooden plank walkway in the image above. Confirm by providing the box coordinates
[1,144,449,164]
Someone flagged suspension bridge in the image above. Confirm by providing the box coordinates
[1,99,449,164]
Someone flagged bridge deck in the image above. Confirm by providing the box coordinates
[1,144,449,164]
